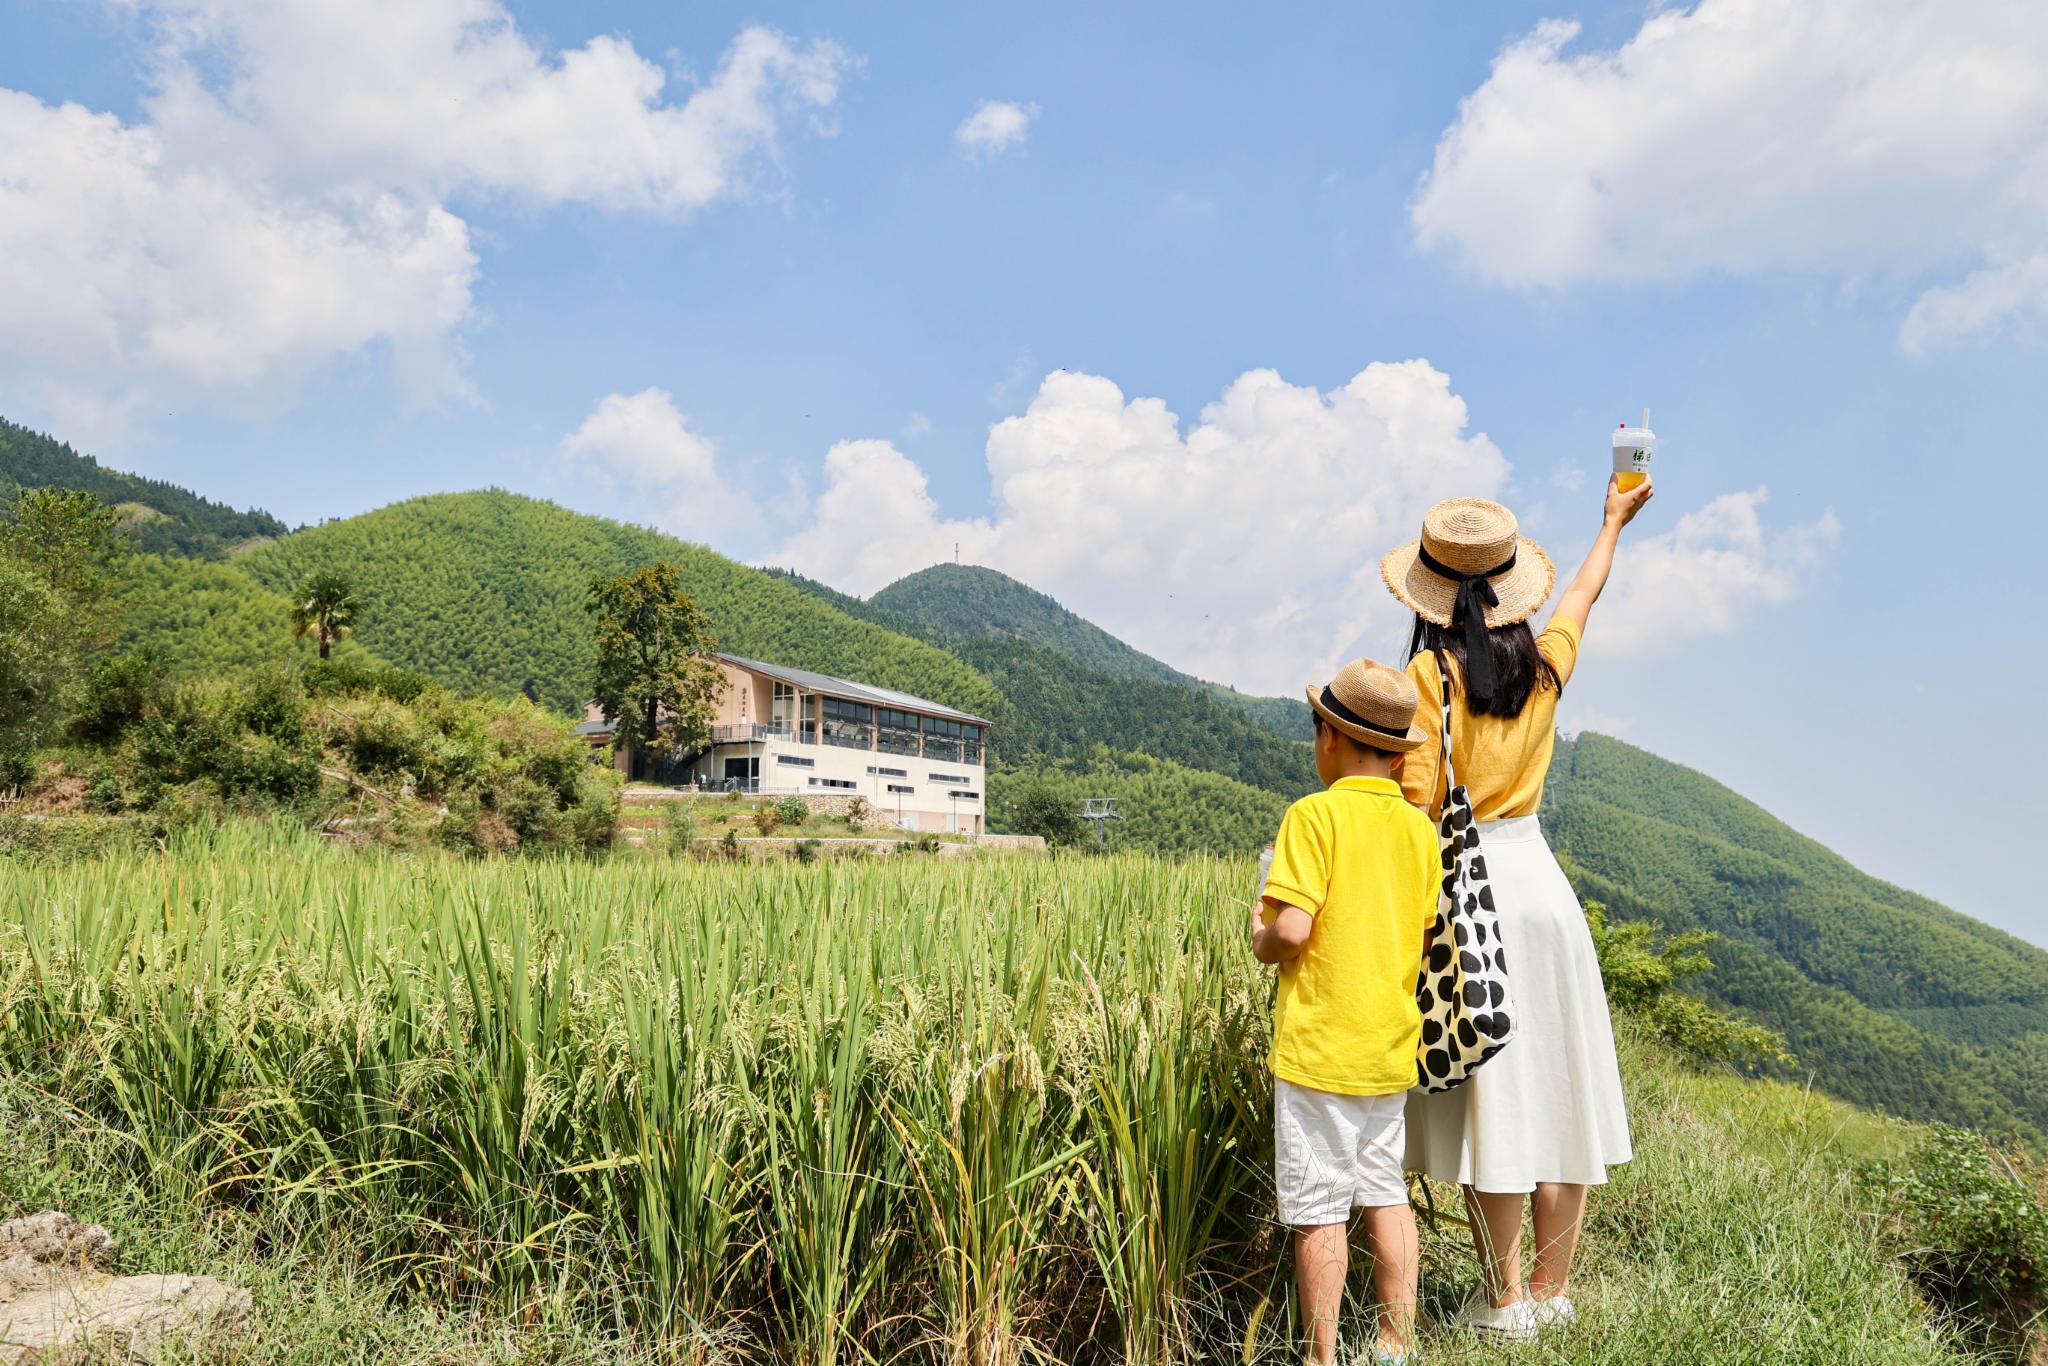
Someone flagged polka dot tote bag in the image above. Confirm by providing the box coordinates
[1415,664,1517,1093]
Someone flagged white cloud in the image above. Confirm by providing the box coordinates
[777,368,1842,693]
[955,99,1037,160]
[560,389,755,538]
[902,410,932,439]
[777,362,1512,693]
[142,3,851,212]
[0,89,478,443]
[1411,1,2048,352]
[1592,489,1841,660]
[0,3,850,442]
[1559,704,1636,739]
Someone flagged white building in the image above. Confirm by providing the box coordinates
[581,654,991,835]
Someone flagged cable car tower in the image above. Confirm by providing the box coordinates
[1079,796,1121,847]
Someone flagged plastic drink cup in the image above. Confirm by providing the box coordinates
[1613,409,1655,491]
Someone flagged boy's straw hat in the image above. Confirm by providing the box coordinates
[1305,658,1425,752]
[1380,498,1555,629]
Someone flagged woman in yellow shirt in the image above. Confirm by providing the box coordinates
[1379,475,1655,1339]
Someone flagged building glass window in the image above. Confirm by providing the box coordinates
[770,681,798,735]
[961,724,984,765]
[929,772,968,785]
[886,783,915,795]
[922,715,964,763]
[877,708,921,757]
[948,790,981,801]
[867,765,907,777]
[809,777,857,790]
[775,754,814,768]
[822,698,873,750]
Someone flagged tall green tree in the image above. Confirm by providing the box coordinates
[0,488,128,785]
[289,571,359,659]
[586,562,726,760]
[0,559,63,789]
[0,487,128,652]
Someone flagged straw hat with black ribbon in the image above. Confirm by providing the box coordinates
[1380,497,1556,703]
[1304,657,1426,753]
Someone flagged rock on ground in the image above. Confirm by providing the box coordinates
[0,1212,251,1363]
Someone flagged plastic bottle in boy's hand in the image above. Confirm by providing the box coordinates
[1613,409,1655,491]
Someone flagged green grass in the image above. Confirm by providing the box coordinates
[0,825,1986,1363]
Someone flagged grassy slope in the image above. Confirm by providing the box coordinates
[872,562,1313,738]
[0,418,286,559]
[0,1020,1972,1365]
[113,489,998,718]
[1547,732,2048,1141]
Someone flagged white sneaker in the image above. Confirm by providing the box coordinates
[1453,1294,1538,1339]
[1532,1294,1576,1329]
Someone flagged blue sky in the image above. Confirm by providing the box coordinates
[3,0,2044,945]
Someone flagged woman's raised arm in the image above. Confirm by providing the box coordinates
[1548,474,1655,637]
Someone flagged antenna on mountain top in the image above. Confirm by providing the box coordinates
[954,541,960,563]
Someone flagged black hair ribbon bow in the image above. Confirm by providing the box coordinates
[1416,543,1513,705]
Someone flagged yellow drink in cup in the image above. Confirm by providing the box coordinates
[1613,408,1654,491]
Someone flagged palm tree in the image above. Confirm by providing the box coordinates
[290,571,359,659]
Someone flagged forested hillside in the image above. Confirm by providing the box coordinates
[226,492,1000,717]
[769,568,1316,795]
[110,553,384,677]
[873,563,1313,738]
[1546,733,2048,1140]
[1,419,286,558]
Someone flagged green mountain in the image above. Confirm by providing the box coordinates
[125,489,1001,720]
[872,563,1313,739]
[1,419,286,559]
[1545,732,2048,1141]
[988,747,1289,856]
[767,567,1316,796]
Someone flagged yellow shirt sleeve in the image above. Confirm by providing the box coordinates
[1400,652,1446,815]
[1537,615,1582,689]
[1264,798,1332,916]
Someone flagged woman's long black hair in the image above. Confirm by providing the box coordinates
[1406,616,1560,719]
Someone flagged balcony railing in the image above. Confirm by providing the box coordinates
[710,723,794,745]
[706,721,984,765]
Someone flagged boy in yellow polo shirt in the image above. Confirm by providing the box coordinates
[1251,657,1439,1366]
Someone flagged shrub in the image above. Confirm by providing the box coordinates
[234,667,306,742]
[1862,1126,2048,1359]
[752,804,781,837]
[69,648,170,744]
[1586,902,1790,1070]
[1009,779,1082,848]
[774,795,809,827]
[793,838,822,865]
[662,804,697,857]
[720,827,741,857]
[303,657,432,703]
[845,795,871,832]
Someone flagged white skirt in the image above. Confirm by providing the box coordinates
[1405,815,1633,1192]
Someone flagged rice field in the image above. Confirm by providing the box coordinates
[0,825,1277,1362]
[0,825,1978,1364]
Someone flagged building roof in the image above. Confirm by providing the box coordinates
[718,653,990,725]
[572,717,616,738]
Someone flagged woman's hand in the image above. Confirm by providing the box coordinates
[1552,474,1655,635]
[1603,473,1655,529]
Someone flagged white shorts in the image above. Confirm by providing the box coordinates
[1274,1078,1411,1225]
